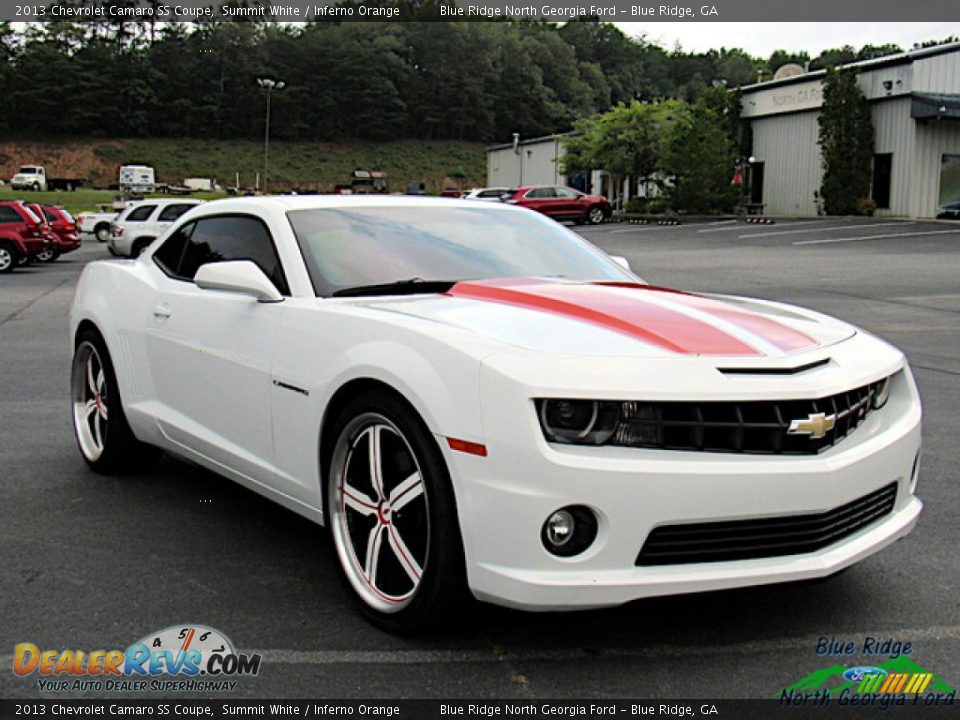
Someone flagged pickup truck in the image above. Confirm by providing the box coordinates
[10,165,85,192]
[76,202,137,243]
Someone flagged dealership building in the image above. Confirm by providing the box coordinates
[487,42,960,218]
[742,42,960,218]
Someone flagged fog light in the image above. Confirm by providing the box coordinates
[545,510,575,547]
[541,505,598,557]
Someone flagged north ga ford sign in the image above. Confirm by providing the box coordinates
[742,78,824,117]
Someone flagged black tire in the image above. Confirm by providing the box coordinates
[324,390,468,633]
[586,205,606,225]
[36,249,59,263]
[95,224,111,243]
[31,182,40,192]
[71,328,162,474]
[0,242,18,273]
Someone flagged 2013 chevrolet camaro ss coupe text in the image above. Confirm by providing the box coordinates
[70,196,922,632]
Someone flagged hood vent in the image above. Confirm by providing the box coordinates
[718,358,830,376]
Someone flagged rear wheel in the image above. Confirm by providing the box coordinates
[71,329,161,474]
[0,243,17,273]
[94,224,111,243]
[326,391,467,633]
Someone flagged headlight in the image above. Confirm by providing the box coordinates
[537,399,619,445]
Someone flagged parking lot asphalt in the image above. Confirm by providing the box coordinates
[1,217,958,700]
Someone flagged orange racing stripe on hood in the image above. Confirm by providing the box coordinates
[446,279,769,356]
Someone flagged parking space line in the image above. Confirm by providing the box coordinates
[740,221,914,239]
[697,219,840,233]
[610,225,684,234]
[794,228,960,245]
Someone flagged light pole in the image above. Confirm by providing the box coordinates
[257,77,285,193]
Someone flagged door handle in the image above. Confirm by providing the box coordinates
[153,304,172,319]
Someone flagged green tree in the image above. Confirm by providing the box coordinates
[817,67,875,215]
[810,45,857,70]
[560,99,683,198]
[660,97,739,214]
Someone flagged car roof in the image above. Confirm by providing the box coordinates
[185,194,522,214]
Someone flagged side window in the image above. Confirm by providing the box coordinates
[157,204,196,222]
[126,204,156,222]
[178,215,289,295]
[0,206,22,223]
[555,187,579,199]
[526,188,556,199]
[153,222,195,277]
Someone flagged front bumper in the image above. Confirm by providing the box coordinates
[448,354,922,611]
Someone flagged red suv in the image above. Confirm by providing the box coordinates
[35,204,82,262]
[0,200,56,273]
[504,185,611,225]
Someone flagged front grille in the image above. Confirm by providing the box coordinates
[612,377,889,454]
[636,483,897,566]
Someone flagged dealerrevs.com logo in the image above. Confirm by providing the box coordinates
[13,625,262,692]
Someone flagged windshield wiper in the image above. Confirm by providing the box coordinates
[331,278,457,298]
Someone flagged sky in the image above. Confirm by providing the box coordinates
[616,22,960,57]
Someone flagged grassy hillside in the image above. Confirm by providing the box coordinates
[0,137,487,194]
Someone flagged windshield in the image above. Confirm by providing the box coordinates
[288,206,633,296]
[18,167,37,174]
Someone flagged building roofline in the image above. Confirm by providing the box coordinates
[740,41,960,93]
[486,131,579,152]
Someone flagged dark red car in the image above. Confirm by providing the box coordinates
[36,204,82,262]
[504,185,611,225]
[0,200,56,273]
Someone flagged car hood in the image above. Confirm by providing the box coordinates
[356,278,856,359]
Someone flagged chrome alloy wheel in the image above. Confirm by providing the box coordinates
[0,247,12,271]
[588,206,605,224]
[72,341,109,462]
[329,414,430,613]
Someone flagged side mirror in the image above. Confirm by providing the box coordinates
[610,255,631,271]
[194,260,283,303]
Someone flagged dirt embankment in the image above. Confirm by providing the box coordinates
[0,140,122,186]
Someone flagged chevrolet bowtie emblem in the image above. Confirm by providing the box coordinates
[788,412,836,439]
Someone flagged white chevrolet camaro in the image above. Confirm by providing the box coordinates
[70,196,922,632]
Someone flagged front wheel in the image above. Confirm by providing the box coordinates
[0,243,18,273]
[587,205,606,224]
[326,391,467,633]
[71,330,161,473]
[31,182,41,192]
[36,249,58,263]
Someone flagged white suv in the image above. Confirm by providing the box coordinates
[109,199,204,257]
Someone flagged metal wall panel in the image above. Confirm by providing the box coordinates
[487,138,564,188]
[750,110,822,216]
[912,119,960,217]
[872,97,916,217]
[913,52,960,93]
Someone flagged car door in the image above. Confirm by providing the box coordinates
[143,214,293,488]
[523,187,559,216]
[553,186,584,217]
